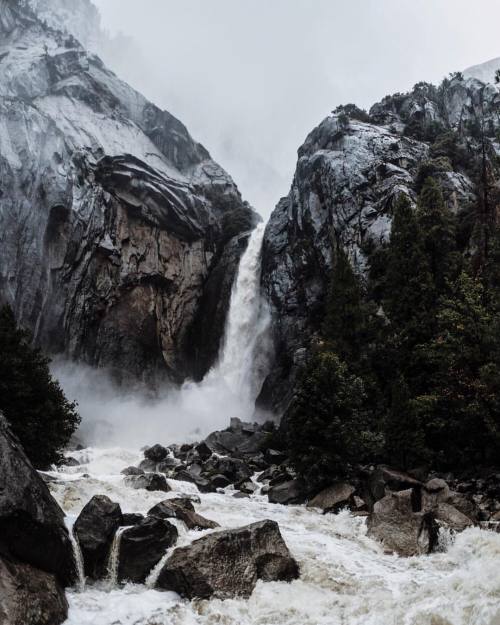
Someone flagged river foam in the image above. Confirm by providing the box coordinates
[46,446,500,625]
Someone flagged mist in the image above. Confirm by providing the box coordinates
[92,0,500,217]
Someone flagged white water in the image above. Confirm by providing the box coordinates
[107,526,129,588]
[50,447,500,625]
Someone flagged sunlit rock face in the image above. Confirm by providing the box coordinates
[261,71,500,412]
[0,0,257,385]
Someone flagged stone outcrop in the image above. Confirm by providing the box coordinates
[118,517,178,584]
[0,414,76,587]
[156,520,299,599]
[0,412,75,624]
[0,0,258,386]
[0,558,69,625]
[260,75,500,412]
[73,494,122,579]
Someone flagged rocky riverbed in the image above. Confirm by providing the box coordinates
[34,418,500,625]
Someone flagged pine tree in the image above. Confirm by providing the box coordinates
[417,177,460,293]
[322,242,365,362]
[0,306,80,468]
[286,351,382,486]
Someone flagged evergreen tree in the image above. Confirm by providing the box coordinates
[417,177,460,293]
[322,242,365,362]
[286,351,382,486]
[0,306,80,468]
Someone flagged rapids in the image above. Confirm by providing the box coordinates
[47,447,500,625]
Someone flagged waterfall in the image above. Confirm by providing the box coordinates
[203,222,271,410]
[70,529,86,592]
[106,527,128,588]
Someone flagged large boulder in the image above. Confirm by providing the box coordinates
[0,557,68,625]
[118,517,178,584]
[74,495,122,580]
[0,414,76,587]
[124,473,171,492]
[307,482,356,513]
[156,520,299,599]
[144,444,168,462]
[148,500,219,530]
[268,479,307,505]
[367,489,438,557]
[364,466,423,509]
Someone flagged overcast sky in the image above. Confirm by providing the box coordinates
[93,0,500,217]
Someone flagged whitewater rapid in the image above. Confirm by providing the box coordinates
[49,447,500,625]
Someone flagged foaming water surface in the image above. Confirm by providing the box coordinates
[48,447,500,625]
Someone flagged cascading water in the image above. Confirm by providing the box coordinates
[202,221,271,410]
[70,527,86,593]
[107,527,128,589]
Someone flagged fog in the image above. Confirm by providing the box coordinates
[92,0,500,216]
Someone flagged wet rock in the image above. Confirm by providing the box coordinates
[122,513,145,526]
[210,474,232,488]
[138,459,158,473]
[233,492,250,499]
[148,500,219,531]
[367,489,438,557]
[120,466,145,476]
[144,444,168,462]
[156,520,299,598]
[307,482,356,513]
[264,449,287,465]
[435,503,474,532]
[209,457,253,484]
[62,456,80,467]
[268,479,307,505]
[257,465,282,483]
[74,495,122,580]
[118,517,178,584]
[421,478,450,510]
[156,458,178,473]
[169,470,215,493]
[195,442,213,461]
[363,466,423,510]
[0,557,68,625]
[237,480,258,495]
[125,473,171,493]
[0,414,76,587]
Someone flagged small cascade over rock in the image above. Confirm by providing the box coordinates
[70,529,86,593]
[106,527,128,589]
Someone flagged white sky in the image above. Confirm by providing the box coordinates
[93,0,500,217]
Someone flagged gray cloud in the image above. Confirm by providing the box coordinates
[93,0,500,216]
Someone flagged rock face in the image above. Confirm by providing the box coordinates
[0,414,76,587]
[260,74,499,411]
[0,0,257,385]
[156,520,299,599]
[0,558,69,625]
[118,517,178,584]
[73,494,122,580]
[148,500,219,531]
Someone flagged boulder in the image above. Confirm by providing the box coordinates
[144,444,169,462]
[157,458,178,473]
[122,513,145,526]
[367,489,438,557]
[195,441,213,461]
[210,474,232,488]
[169,470,215,493]
[156,520,299,598]
[435,503,474,532]
[120,466,144,476]
[264,449,287,465]
[148,500,219,531]
[237,480,258,494]
[62,456,80,467]
[421,478,450,510]
[125,473,171,492]
[74,495,122,579]
[307,482,356,513]
[365,466,423,508]
[268,479,307,505]
[0,557,68,625]
[118,517,178,583]
[138,459,158,473]
[209,457,253,484]
[0,414,76,587]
